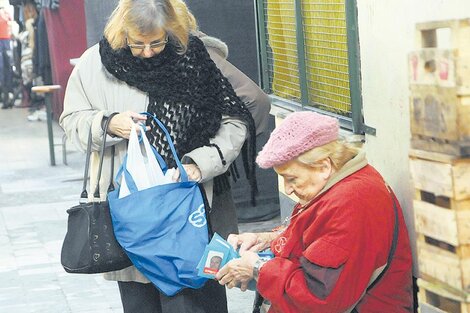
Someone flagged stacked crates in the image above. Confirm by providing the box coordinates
[409,19,470,313]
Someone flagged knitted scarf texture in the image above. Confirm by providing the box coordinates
[99,35,257,200]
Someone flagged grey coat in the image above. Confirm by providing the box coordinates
[59,35,270,283]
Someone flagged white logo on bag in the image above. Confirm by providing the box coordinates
[189,204,207,228]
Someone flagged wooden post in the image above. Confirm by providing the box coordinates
[31,85,61,166]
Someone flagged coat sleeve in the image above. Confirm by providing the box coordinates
[183,116,247,182]
[257,197,386,313]
[59,49,120,152]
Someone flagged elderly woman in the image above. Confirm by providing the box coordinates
[216,111,413,312]
[60,0,270,312]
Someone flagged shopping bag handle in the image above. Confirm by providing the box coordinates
[141,112,188,182]
[114,123,177,193]
[136,125,168,173]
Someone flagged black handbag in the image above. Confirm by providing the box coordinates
[61,115,132,273]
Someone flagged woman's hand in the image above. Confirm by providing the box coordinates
[215,251,259,291]
[227,232,273,253]
[172,164,202,182]
[107,111,149,139]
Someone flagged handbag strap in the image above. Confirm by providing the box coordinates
[79,113,118,202]
[349,185,399,313]
[365,185,399,290]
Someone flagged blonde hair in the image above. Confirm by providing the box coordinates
[104,0,197,54]
[23,2,38,20]
[297,139,359,170]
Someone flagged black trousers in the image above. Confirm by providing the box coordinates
[118,279,228,313]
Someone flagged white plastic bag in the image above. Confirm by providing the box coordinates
[119,124,174,198]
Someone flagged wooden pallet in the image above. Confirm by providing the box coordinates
[418,278,470,313]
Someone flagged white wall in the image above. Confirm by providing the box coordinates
[357,0,470,273]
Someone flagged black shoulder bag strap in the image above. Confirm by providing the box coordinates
[79,113,119,203]
[351,185,399,313]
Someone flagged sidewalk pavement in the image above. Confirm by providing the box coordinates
[0,108,280,313]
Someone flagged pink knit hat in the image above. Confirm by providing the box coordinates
[256,111,339,168]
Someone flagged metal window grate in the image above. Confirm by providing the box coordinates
[263,0,301,102]
[303,1,351,116]
[261,0,352,117]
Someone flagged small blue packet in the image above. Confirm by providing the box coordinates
[197,233,239,278]
[197,233,275,285]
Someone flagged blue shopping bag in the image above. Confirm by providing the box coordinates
[108,113,209,296]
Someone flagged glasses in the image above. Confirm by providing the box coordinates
[126,35,169,53]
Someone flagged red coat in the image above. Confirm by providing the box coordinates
[257,164,413,313]
[0,10,11,40]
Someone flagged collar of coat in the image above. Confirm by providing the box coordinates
[317,150,368,198]
[197,32,229,59]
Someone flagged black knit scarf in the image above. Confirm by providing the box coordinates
[99,35,257,202]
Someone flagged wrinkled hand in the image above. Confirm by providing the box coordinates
[227,233,265,253]
[215,251,259,291]
[172,164,202,182]
[107,111,149,139]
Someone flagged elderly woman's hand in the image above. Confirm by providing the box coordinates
[227,232,274,253]
[215,250,259,291]
[107,111,149,139]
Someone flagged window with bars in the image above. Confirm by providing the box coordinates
[256,0,373,135]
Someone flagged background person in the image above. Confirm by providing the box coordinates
[0,5,12,109]
[59,0,270,312]
[216,111,413,312]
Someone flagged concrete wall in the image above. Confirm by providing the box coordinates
[357,0,470,272]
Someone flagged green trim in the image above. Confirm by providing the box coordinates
[255,0,270,92]
[345,0,375,136]
[294,0,309,107]
[270,95,354,131]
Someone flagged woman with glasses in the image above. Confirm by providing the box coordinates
[59,0,270,312]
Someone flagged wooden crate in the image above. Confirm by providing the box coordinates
[417,234,470,292]
[411,150,470,291]
[414,190,470,247]
[415,19,470,52]
[410,88,470,156]
[414,19,470,95]
[409,149,470,201]
[408,49,470,93]
[418,278,470,313]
